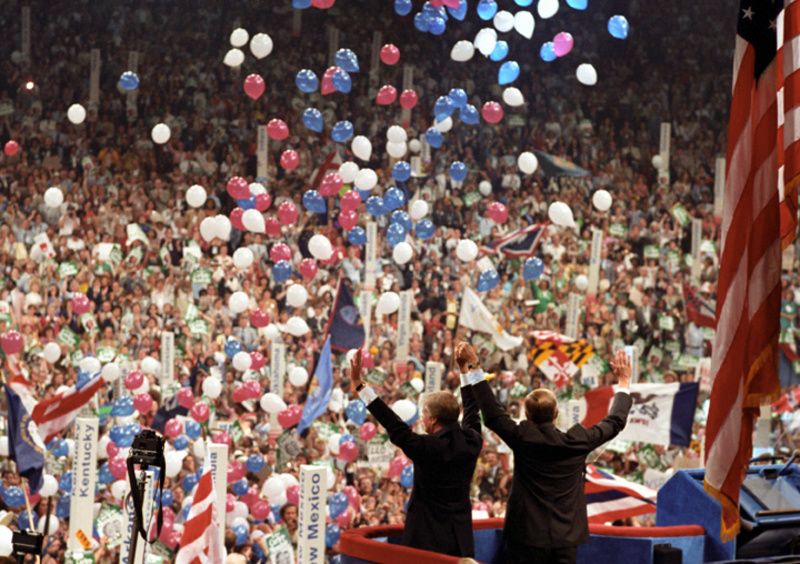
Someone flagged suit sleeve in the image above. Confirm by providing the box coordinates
[366,397,429,460]
[460,385,481,434]
[578,392,632,451]
[472,380,521,449]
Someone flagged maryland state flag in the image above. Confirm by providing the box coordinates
[528,331,594,388]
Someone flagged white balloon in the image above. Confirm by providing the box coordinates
[242,209,266,233]
[410,378,424,393]
[518,151,539,175]
[264,324,281,342]
[393,242,413,265]
[213,215,232,241]
[409,139,422,153]
[223,48,245,67]
[576,63,598,86]
[474,28,498,56]
[392,399,418,422]
[514,10,536,39]
[479,180,492,197]
[279,473,299,489]
[250,33,273,59]
[386,141,407,159]
[456,239,479,262]
[151,123,171,144]
[493,11,515,32]
[434,117,453,133]
[327,434,342,456]
[0,526,11,557]
[548,201,576,227]
[36,515,59,536]
[376,292,401,315]
[98,435,111,460]
[202,377,222,399]
[165,451,185,478]
[308,234,333,260]
[285,316,310,337]
[186,184,207,208]
[79,356,101,375]
[65,438,75,459]
[286,285,309,308]
[502,87,525,107]
[288,366,309,387]
[229,291,249,314]
[233,351,252,372]
[326,466,336,489]
[592,189,613,212]
[200,217,217,242]
[139,356,159,375]
[651,154,664,169]
[263,476,286,499]
[44,186,64,208]
[537,0,559,19]
[111,480,130,501]
[387,125,408,144]
[43,342,61,364]
[192,440,206,461]
[230,501,249,521]
[40,475,58,497]
[354,168,378,190]
[233,247,254,270]
[351,135,372,161]
[409,200,429,221]
[338,161,359,184]
[575,274,589,292]
[0,437,7,457]
[230,28,249,48]
[260,393,287,414]
[67,103,86,125]
[101,362,120,383]
[450,40,475,62]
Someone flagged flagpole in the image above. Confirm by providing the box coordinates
[21,478,36,540]
[41,495,51,556]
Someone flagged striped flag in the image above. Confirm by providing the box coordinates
[482,223,547,257]
[31,374,105,442]
[705,0,784,541]
[527,331,594,388]
[779,1,800,248]
[176,469,225,564]
[585,465,657,524]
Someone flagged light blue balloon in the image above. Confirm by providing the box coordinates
[302,108,324,133]
[415,220,435,240]
[608,15,629,39]
[566,0,588,9]
[434,95,455,122]
[477,269,500,292]
[225,338,242,358]
[489,40,509,62]
[514,0,533,5]
[366,196,387,216]
[392,161,411,182]
[448,88,468,110]
[334,49,360,73]
[386,223,407,247]
[414,12,430,32]
[345,399,367,425]
[384,187,406,211]
[400,464,414,488]
[390,210,412,232]
[119,71,140,92]
[460,104,480,125]
[295,69,319,93]
[332,69,352,94]
[429,16,447,35]
[523,257,545,281]
[348,226,367,245]
[331,120,354,143]
[540,42,557,62]
[421,1,447,19]
[292,0,312,8]
[447,0,468,20]
[425,127,443,148]
[449,161,468,182]
[395,0,412,16]
[185,420,201,440]
[498,61,520,85]
[302,190,326,213]
[477,0,497,20]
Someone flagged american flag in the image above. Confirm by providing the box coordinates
[779,0,800,248]
[176,469,225,564]
[585,465,657,524]
[682,284,716,329]
[705,0,785,541]
[31,374,105,442]
[482,223,546,257]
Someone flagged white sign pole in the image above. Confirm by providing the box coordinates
[565,293,581,339]
[207,442,229,550]
[270,342,287,397]
[369,31,383,90]
[658,122,671,188]
[68,417,99,552]
[401,64,414,128]
[160,331,175,398]
[327,27,340,66]
[396,290,413,361]
[691,218,703,283]
[359,291,372,348]
[297,465,326,564]
[714,157,725,219]
[126,51,139,120]
[365,222,378,290]
[424,361,444,394]
[257,125,269,182]
[89,49,101,110]
[21,6,30,64]
[587,227,603,296]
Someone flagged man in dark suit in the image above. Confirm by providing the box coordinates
[462,346,633,564]
[350,344,482,557]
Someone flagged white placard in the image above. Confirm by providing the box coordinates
[424,361,444,394]
[396,290,413,361]
[714,157,725,218]
[565,293,581,339]
[623,345,640,384]
[567,399,584,427]
[160,331,175,397]
[257,125,269,181]
[297,465,326,564]
[207,442,229,549]
[587,228,603,296]
[270,342,287,397]
[365,222,378,290]
[89,49,101,108]
[119,470,154,564]
[68,417,99,552]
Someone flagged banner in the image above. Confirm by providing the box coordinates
[424,361,444,394]
[119,470,154,564]
[587,228,603,296]
[297,465,326,564]
[396,291,413,361]
[257,124,268,181]
[160,331,176,398]
[207,442,229,549]
[459,288,523,351]
[68,417,99,552]
[365,222,378,290]
[270,342,286,397]
[89,49,101,108]
[532,151,589,177]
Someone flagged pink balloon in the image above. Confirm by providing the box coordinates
[228,460,245,483]
[251,500,271,520]
[286,485,300,505]
[553,32,575,57]
[278,405,302,428]
[211,430,230,445]
[338,441,359,463]
[243,74,266,100]
[250,351,266,370]
[321,66,341,96]
[232,384,248,403]
[165,418,183,439]
[0,331,23,355]
[71,294,91,315]
[280,150,300,171]
[255,193,272,212]
[320,172,344,197]
[299,258,318,280]
[230,208,245,231]
[336,507,352,528]
[277,201,299,226]
[487,201,509,224]
[227,176,250,200]
[399,89,419,110]
[243,380,262,400]
[242,486,259,507]
[343,485,361,510]
[267,119,289,141]
[106,441,119,459]
[177,387,195,409]
[250,309,270,328]
[265,216,282,238]
[361,348,375,369]
[226,493,236,512]
[359,422,377,442]
[269,243,292,263]
[340,190,362,212]
[312,0,335,7]
[190,401,210,423]
[339,209,359,231]
[133,393,152,414]
[3,140,20,157]
[388,456,409,479]
[375,85,398,106]
[380,44,400,65]
[164,528,181,550]
[481,101,505,125]
[124,370,144,391]
[158,522,174,545]
[441,0,460,6]
[109,457,127,480]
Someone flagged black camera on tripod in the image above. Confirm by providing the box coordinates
[126,429,167,554]
[129,429,166,468]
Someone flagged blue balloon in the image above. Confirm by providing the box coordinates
[98,463,113,485]
[329,493,348,519]
[348,226,367,246]
[425,127,443,148]
[477,0,497,20]
[51,438,69,458]
[498,61,520,85]
[326,524,341,549]
[540,42,557,62]
[392,161,411,182]
[302,108,324,133]
[17,510,36,529]
[449,161,468,182]
[566,0,588,9]
[60,472,73,493]
[477,269,500,292]
[490,41,509,62]
[429,16,447,35]
[334,49,360,73]
[422,1,447,19]
[56,496,70,519]
[237,196,256,210]
[273,260,293,283]
[303,190,326,214]
[514,0,533,5]
[460,104,480,125]
[76,369,92,389]
[448,88,468,110]
[386,223,407,247]
[390,210,412,232]
[295,69,319,93]
[447,0,468,20]
[339,433,355,445]
[433,95,455,122]
[174,435,189,450]
[332,68,352,93]
[119,71,140,92]
[182,473,198,493]
[400,464,414,488]
[384,187,406,211]
[414,11,430,31]
[185,420,202,440]
[234,524,248,546]
[181,504,191,521]
[608,15,629,39]
[225,339,243,358]
[292,0,312,8]
[358,189,372,201]
[345,399,367,425]
[111,396,135,418]
[232,479,249,496]
[161,489,174,507]
[331,120,354,143]
[395,0,413,16]
[523,257,545,281]
[366,196,387,217]
[415,219,435,240]
[247,454,265,473]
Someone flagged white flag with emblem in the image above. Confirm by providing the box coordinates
[459,288,523,351]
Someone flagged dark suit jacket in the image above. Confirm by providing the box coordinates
[366,386,483,557]
[473,380,632,548]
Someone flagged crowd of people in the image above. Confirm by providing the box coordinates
[0,0,789,562]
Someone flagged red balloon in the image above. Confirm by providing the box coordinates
[230,207,245,231]
[280,150,300,171]
[481,101,505,124]
[226,493,236,512]
[250,351,266,370]
[336,507,352,528]
[265,216,282,238]
[251,500,271,520]
[375,85,398,106]
[399,89,419,110]
[340,190,362,212]
[286,485,300,505]
[232,384,249,403]
[211,430,230,445]
[321,66,340,96]
[164,418,183,439]
[250,309,270,328]
[441,0,461,6]
[269,243,292,263]
[227,176,250,200]
[71,293,91,315]
[298,258,318,280]
[3,140,19,157]
[338,440,359,463]
[266,119,289,141]
[359,422,377,442]
[343,485,361,510]
[243,380,262,400]
[487,201,509,224]
[361,348,375,369]
[228,460,245,483]
[241,486,259,507]
[380,44,400,65]
[133,393,152,414]
[255,193,272,212]
[320,172,344,197]
[0,331,23,355]
[339,209,358,231]
[277,408,295,429]
[124,370,145,391]
[388,455,409,479]
[243,74,266,100]
[312,0,335,7]
[277,202,299,226]
[177,387,194,409]
[190,401,210,423]
[109,457,127,480]
[107,441,119,459]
